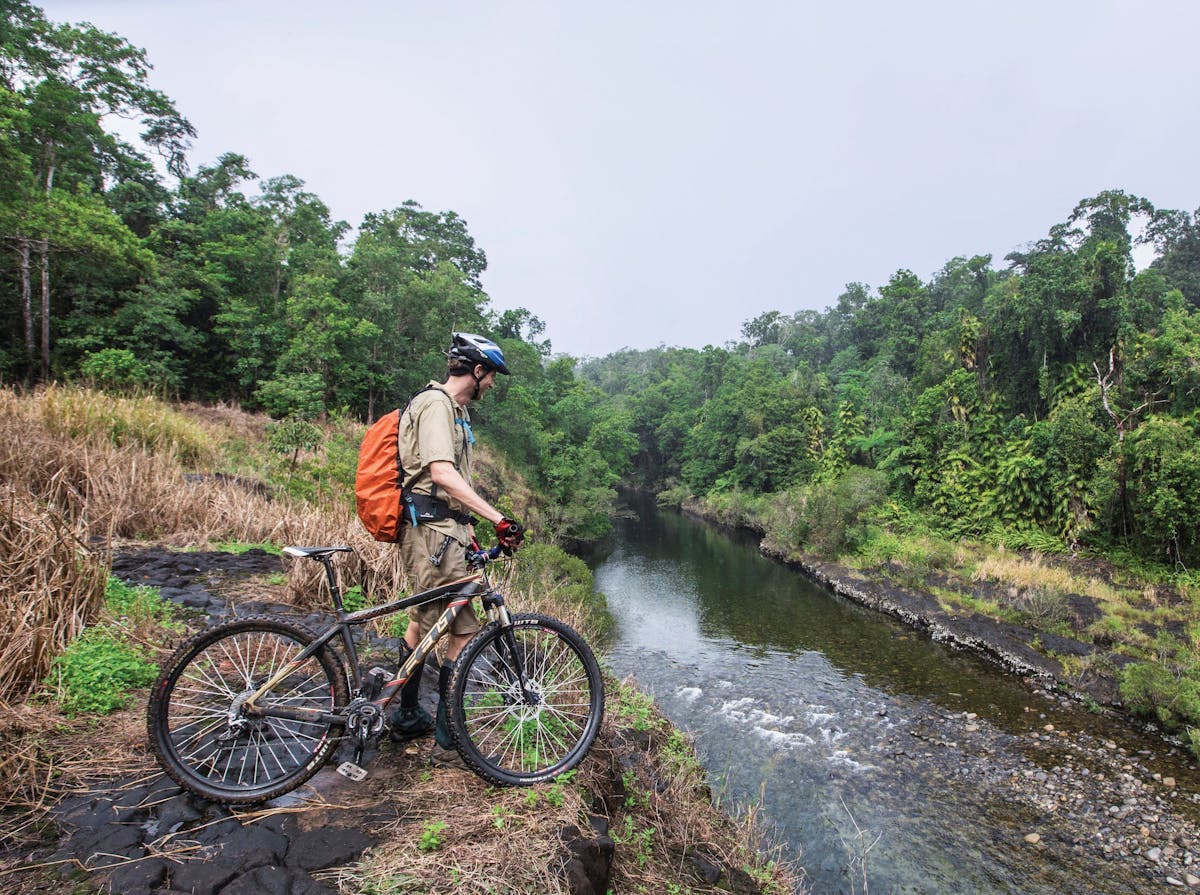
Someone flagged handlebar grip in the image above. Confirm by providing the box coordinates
[467,545,504,565]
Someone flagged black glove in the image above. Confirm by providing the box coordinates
[495,517,525,553]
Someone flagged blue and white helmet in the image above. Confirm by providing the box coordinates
[449,332,510,375]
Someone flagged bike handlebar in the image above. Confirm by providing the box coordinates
[467,545,504,567]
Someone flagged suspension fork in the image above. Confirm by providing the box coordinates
[484,595,538,704]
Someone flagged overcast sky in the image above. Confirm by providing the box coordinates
[38,1,1200,358]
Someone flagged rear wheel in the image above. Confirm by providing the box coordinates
[147,616,348,804]
[448,613,603,785]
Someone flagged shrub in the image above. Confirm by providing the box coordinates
[46,628,158,716]
[105,576,174,625]
[766,467,889,558]
[1119,633,1200,751]
[78,348,151,393]
[510,542,612,640]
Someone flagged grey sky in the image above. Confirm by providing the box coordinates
[39,1,1200,358]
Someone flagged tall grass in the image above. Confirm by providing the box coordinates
[0,485,106,700]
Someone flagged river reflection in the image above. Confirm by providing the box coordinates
[592,496,1176,894]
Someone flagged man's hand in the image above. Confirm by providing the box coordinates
[495,517,525,553]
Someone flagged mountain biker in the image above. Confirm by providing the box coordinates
[389,332,525,766]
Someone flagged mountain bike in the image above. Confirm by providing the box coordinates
[146,544,604,805]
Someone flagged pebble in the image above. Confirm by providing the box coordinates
[1024,833,1041,844]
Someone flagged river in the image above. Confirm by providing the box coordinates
[590,494,1199,894]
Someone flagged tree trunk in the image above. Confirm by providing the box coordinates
[39,238,50,382]
[38,156,56,382]
[19,237,33,369]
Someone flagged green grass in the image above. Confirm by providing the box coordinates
[211,540,281,555]
[47,628,158,715]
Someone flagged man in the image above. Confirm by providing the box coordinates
[389,332,525,766]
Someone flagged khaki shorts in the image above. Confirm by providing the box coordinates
[399,524,481,640]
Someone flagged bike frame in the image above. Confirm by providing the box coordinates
[244,549,513,726]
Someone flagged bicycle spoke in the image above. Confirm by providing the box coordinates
[151,619,346,802]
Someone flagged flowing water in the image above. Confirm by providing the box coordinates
[591,495,1196,894]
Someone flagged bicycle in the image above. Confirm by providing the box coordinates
[146,543,604,804]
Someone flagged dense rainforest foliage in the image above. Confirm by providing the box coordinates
[3,0,1199,566]
[0,0,633,542]
[581,190,1200,567]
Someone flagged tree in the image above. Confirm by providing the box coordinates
[0,2,193,381]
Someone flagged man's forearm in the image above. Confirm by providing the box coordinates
[428,460,504,525]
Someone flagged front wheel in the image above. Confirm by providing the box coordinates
[147,616,348,804]
[448,613,604,785]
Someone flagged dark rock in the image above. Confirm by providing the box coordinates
[179,591,214,609]
[557,823,614,895]
[154,797,203,835]
[191,818,241,845]
[144,775,184,804]
[74,824,145,865]
[686,847,723,883]
[286,827,373,871]
[212,824,288,868]
[169,859,239,895]
[289,868,340,895]
[216,864,293,895]
[1037,631,1095,658]
[257,812,300,839]
[104,856,169,894]
[234,601,296,617]
[1065,593,1104,631]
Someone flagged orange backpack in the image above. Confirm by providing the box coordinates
[355,386,444,542]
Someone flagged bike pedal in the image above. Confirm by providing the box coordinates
[365,666,388,699]
[336,761,368,781]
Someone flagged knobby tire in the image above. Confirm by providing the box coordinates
[447,613,604,786]
[147,616,348,804]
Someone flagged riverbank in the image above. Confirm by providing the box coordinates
[678,497,1187,735]
[670,500,1200,890]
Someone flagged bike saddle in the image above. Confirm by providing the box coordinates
[282,545,353,559]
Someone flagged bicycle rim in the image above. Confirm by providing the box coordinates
[450,614,603,785]
[148,617,347,804]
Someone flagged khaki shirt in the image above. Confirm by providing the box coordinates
[398,382,474,544]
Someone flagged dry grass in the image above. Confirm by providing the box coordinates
[328,766,588,894]
[0,486,107,701]
[0,386,799,894]
[972,547,1121,604]
[0,700,156,849]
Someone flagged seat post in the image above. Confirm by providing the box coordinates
[319,555,344,611]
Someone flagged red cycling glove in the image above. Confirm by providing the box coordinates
[495,517,525,553]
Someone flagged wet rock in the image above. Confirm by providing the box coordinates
[286,826,372,871]
[217,864,294,895]
[212,823,289,868]
[103,857,169,895]
[169,859,240,895]
[557,821,615,895]
[685,847,723,883]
